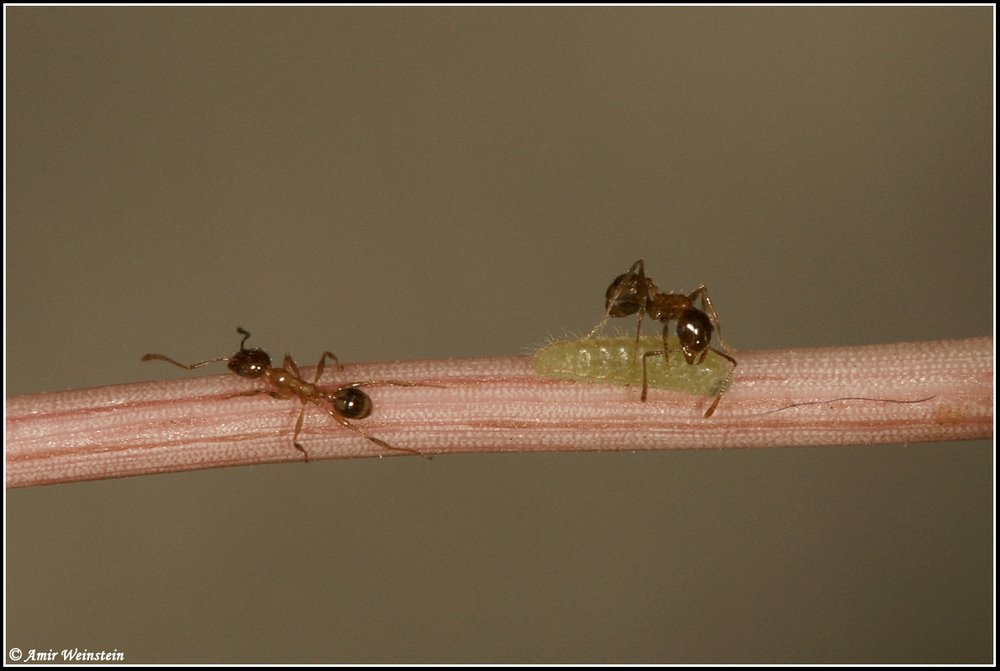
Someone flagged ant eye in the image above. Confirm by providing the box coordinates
[332,388,373,420]
[227,349,271,378]
[606,273,645,317]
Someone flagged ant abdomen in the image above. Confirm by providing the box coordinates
[330,387,373,420]
[676,308,714,364]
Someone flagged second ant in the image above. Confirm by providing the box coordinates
[143,328,430,462]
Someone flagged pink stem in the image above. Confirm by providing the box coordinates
[6,336,992,488]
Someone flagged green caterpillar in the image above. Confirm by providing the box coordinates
[532,335,733,399]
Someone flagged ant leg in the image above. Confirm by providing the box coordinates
[339,379,424,390]
[363,432,429,459]
[640,349,666,402]
[230,389,289,400]
[642,346,736,416]
[290,404,310,463]
[627,260,651,350]
[317,401,430,459]
[282,354,301,378]
[703,348,737,418]
[640,322,679,402]
[314,352,344,383]
[229,387,310,458]
[688,285,734,352]
[617,309,648,361]
[226,387,294,406]
[141,353,229,369]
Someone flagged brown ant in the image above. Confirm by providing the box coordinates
[142,328,428,462]
[591,259,738,418]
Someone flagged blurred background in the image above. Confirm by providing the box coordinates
[5,7,992,663]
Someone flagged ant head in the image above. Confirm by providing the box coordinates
[331,387,373,420]
[677,308,713,364]
[226,327,270,378]
[227,348,271,378]
[606,271,652,317]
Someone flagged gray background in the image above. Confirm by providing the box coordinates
[6,7,992,663]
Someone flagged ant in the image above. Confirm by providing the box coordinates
[590,259,737,418]
[142,328,428,462]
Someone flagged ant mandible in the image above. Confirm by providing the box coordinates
[142,328,428,462]
[592,259,737,418]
